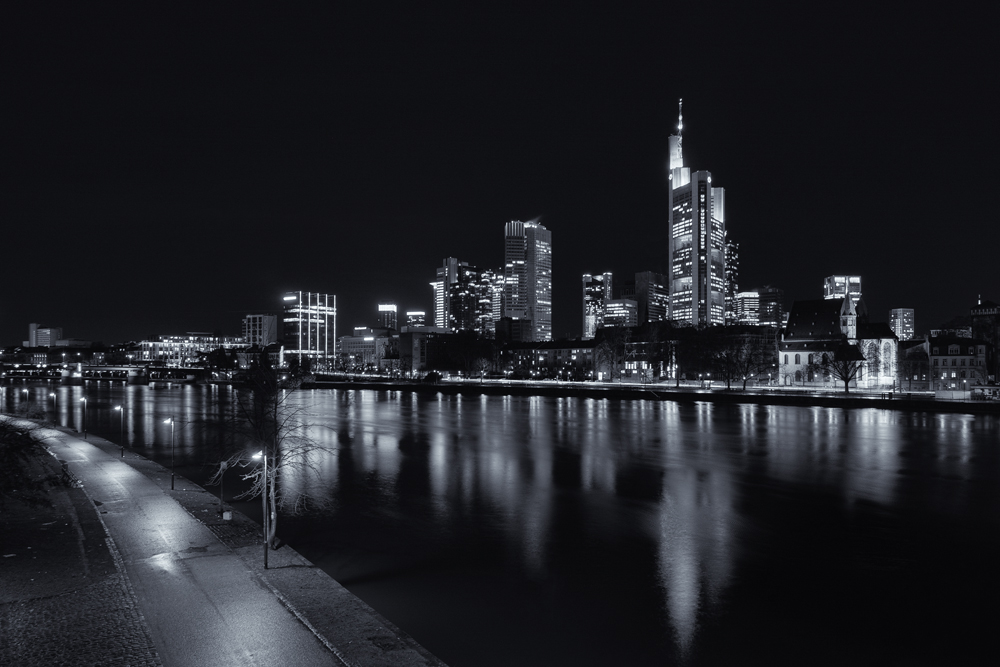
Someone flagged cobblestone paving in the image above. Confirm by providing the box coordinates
[1,433,161,667]
[1,562,161,666]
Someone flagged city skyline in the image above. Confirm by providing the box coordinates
[1,6,995,345]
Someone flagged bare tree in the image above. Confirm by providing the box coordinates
[596,326,631,381]
[823,342,866,393]
[209,351,333,566]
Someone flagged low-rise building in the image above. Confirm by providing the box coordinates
[504,339,597,380]
[779,297,857,386]
[139,333,245,367]
[338,328,396,370]
[927,335,991,391]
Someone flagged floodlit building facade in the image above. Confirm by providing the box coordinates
[779,298,858,386]
[282,291,336,368]
[504,220,552,341]
[823,275,862,306]
[889,308,915,341]
[582,272,613,339]
[666,101,726,326]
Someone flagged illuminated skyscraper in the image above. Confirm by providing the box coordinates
[582,272,613,339]
[666,100,726,326]
[430,257,463,329]
[823,275,862,306]
[504,220,552,341]
[724,238,739,324]
[282,291,336,367]
[377,303,397,330]
[890,308,915,341]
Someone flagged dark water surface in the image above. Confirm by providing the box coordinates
[7,382,1000,665]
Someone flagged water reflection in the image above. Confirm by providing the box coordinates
[6,383,1000,665]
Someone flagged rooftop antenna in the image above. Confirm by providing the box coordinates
[677,98,684,149]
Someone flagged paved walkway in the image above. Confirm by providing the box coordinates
[6,422,447,667]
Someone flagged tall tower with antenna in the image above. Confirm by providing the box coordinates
[666,100,727,326]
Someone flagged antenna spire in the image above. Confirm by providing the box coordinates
[678,98,683,135]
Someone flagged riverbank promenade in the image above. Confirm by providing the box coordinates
[1,420,447,667]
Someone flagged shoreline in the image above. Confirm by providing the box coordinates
[301,378,1000,415]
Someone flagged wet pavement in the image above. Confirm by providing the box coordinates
[1,419,447,667]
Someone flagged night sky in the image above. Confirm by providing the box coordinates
[2,4,996,346]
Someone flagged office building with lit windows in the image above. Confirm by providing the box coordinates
[504,220,552,341]
[242,314,277,346]
[824,275,862,306]
[736,291,760,325]
[724,239,739,324]
[582,272,613,339]
[889,308,915,341]
[430,257,463,330]
[378,303,398,330]
[635,271,669,324]
[666,101,726,326]
[282,291,336,367]
[604,299,638,328]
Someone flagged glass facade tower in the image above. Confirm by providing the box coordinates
[504,220,552,341]
[666,105,726,326]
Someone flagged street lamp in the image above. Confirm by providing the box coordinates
[163,417,175,490]
[252,450,270,569]
[114,405,125,457]
[80,397,87,439]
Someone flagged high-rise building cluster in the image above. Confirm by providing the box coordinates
[580,101,763,336]
[21,98,996,392]
[420,220,553,343]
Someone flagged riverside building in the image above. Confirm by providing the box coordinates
[282,291,337,368]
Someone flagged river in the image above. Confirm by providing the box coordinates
[5,381,1000,665]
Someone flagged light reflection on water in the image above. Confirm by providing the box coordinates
[6,383,1000,666]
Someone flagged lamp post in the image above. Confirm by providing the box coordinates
[252,450,269,569]
[163,417,175,490]
[49,392,56,409]
[80,397,87,439]
[114,405,124,457]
